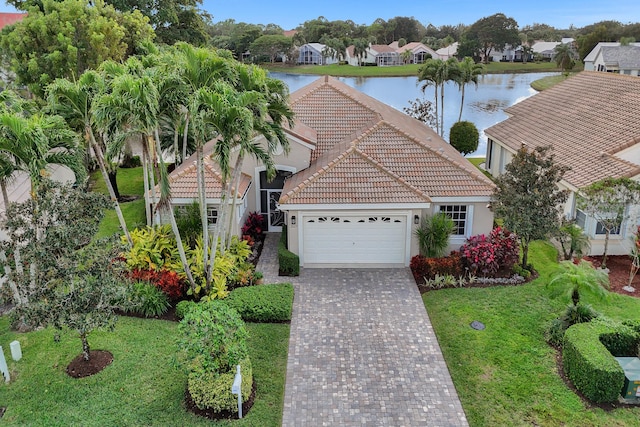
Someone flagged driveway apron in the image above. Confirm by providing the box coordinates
[281,268,468,426]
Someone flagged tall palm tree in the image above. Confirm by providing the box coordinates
[46,72,133,246]
[454,57,484,122]
[353,39,369,66]
[419,58,459,135]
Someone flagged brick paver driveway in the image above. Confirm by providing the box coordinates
[281,268,468,426]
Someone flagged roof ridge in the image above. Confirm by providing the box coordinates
[378,120,495,187]
[353,148,432,201]
[280,146,356,203]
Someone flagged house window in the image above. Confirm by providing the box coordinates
[575,209,586,229]
[595,218,621,235]
[437,205,468,236]
[207,207,218,225]
[486,139,494,169]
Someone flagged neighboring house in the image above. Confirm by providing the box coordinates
[484,71,640,256]
[584,42,640,72]
[160,76,495,267]
[592,45,640,76]
[393,42,439,63]
[0,12,26,30]
[346,44,401,66]
[531,41,561,60]
[435,42,458,60]
[297,43,339,65]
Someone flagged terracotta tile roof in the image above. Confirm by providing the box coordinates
[282,77,495,204]
[370,44,397,53]
[158,156,251,200]
[485,71,640,189]
[0,12,26,30]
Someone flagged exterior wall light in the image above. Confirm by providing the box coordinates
[291,215,296,225]
[414,215,420,225]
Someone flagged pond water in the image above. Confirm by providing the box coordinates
[270,72,559,158]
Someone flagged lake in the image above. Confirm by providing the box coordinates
[270,72,559,158]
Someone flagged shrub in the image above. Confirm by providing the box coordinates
[121,155,141,168]
[410,252,464,282]
[187,357,253,412]
[228,262,261,290]
[278,226,299,276]
[449,121,479,155]
[241,212,265,239]
[225,283,294,322]
[174,202,202,249]
[415,213,454,258]
[121,225,180,271]
[545,304,599,347]
[175,300,196,320]
[177,300,249,375]
[127,268,185,300]
[125,281,170,317]
[460,227,520,276]
[562,319,639,402]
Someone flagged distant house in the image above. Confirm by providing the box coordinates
[345,44,401,66]
[531,41,561,60]
[435,42,458,60]
[485,72,640,256]
[160,76,495,267]
[298,43,338,65]
[393,42,439,64]
[584,42,640,74]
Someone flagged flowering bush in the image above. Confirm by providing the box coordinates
[127,268,186,300]
[460,227,520,276]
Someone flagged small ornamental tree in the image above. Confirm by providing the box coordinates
[492,145,569,268]
[578,177,640,269]
[449,121,479,155]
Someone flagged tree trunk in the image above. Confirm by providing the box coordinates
[107,171,121,200]
[144,136,159,225]
[141,139,151,226]
[458,86,465,122]
[225,152,246,250]
[571,288,580,307]
[173,126,179,166]
[440,83,445,136]
[602,231,610,269]
[521,240,529,269]
[196,143,209,283]
[88,130,132,246]
[182,112,190,165]
[81,333,90,361]
[434,85,439,135]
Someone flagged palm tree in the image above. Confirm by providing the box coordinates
[46,72,133,246]
[454,57,484,122]
[418,58,459,136]
[400,49,412,65]
[352,39,369,66]
[547,260,609,307]
[553,43,575,73]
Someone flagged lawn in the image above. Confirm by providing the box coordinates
[530,73,576,91]
[0,316,290,426]
[90,167,147,239]
[424,241,640,426]
[265,61,580,77]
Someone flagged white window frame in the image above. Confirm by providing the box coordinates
[207,207,218,225]
[436,205,473,238]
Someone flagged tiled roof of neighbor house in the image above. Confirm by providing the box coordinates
[584,42,640,62]
[485,71,640,189]
[159,156,251,200]
[600,45,640,69]
[282,76,495,204]
[370,44,397,54]
[531,41,560,54]
[0,12,26,30]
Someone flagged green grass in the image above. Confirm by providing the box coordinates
[530,73,577,91]
[466,157,493,180]
[265,61,581,77]
[0,316,289,426]
[91,167,147,239]
[424,241,640,426]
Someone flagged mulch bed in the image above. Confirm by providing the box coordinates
[415,268,539,294]
[583,255,640,298]
[184,381,256,420]
[66,350,113,378]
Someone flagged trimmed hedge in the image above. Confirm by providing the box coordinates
[278,226,299,276]
[225,283,294,322]
[188,357,253,412]
[563,319,640,403]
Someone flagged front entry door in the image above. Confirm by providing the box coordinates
[260,170,291,232]
[267,190,284,231]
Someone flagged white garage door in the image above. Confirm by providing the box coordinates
[302,214,407,266]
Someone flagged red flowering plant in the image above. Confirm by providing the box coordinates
[241,212,265,245]
[126,268,186,300]
[460,227,520,277]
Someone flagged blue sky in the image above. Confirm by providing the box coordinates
[1,0,638,30]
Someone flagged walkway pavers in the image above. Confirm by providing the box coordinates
[257,233,468,426]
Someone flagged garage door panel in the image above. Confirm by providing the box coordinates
[302,215,407,265]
